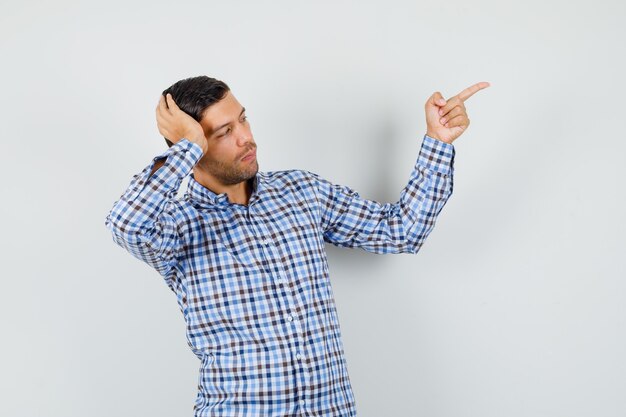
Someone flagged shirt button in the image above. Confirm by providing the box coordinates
[287,315,294,322]
[263,239,271,246]
[300,399,306,406]
[296,353,302,360]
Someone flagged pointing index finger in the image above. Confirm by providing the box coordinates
[457,81,490,102]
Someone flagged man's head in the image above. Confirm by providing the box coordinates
[162,76,230,147]
[162,76,258,186]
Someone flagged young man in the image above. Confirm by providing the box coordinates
[104,75,489,416]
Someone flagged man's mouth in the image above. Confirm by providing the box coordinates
[241,149,256,162]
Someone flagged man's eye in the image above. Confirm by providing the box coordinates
[242,115,248,122]
[220,127,232,137]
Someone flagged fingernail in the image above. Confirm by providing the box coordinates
[439,109,443,116]
[440,118,446,124]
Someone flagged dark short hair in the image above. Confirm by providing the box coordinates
[161,75,230,147]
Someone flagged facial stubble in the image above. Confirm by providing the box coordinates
[200,152,259,186]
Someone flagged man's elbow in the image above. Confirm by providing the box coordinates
[105,212,143,246]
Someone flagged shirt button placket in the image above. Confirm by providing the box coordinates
[288,316,311,414]
[252,213,311,411]
[253,219,300,323]
[296,345,313,414]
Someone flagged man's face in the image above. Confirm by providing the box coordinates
[197,90,258,185]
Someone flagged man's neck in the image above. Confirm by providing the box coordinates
[192,167,252,206]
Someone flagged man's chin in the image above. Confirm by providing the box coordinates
[244,161,259,178]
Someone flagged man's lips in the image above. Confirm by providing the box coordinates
[241,149,256,161]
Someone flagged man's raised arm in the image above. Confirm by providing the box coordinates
[310,82,489,254]
[104,139,204,286]
[104,94,208,289]
[310,134,454,254]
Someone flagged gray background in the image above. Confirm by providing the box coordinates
[2,0,625,416]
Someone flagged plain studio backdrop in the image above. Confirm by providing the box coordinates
[1,0,624,416]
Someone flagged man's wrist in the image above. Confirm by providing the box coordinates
[426,131,452,144]
[186,135,208,155]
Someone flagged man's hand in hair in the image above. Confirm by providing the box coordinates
[155,93,208,155]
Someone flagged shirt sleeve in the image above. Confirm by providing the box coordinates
[104,139,204,288]
[310,134,455,254]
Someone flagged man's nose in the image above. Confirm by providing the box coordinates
[236,128,253,147]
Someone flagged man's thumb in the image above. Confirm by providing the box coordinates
[428,91,447,107]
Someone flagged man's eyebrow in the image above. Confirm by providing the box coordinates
[212,107,246,134]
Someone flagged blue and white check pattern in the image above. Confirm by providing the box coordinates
[105,134,455,416]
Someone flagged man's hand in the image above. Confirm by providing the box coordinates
[425,81,490,144]
[155,93,208,154]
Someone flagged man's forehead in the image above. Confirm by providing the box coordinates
[201,93,244,132]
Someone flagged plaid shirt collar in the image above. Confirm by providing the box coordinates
[186,171,266,207]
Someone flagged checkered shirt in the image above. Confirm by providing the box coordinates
[104,134,455,416]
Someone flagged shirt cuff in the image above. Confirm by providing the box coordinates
[416,134,455,175]
[153,138,204,163]
[128,138,205,193]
